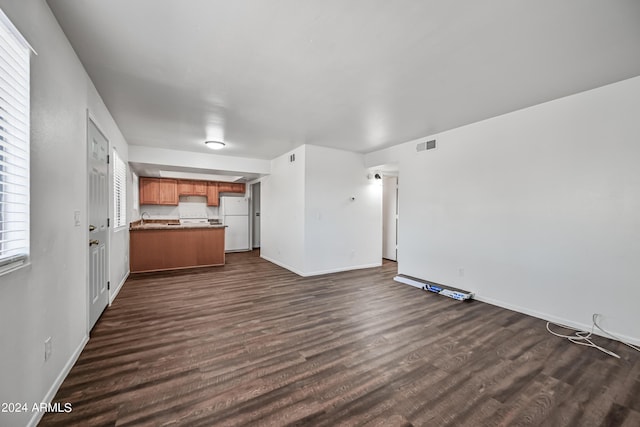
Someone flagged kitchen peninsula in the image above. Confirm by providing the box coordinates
[129,220,226,273]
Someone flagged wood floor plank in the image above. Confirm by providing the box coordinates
[40,250,639,426]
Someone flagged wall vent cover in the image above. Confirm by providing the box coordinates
[416,139,436,152]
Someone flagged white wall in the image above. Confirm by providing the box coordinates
[0,1,130,426]
[304,145,382,275]
[261,145,382,276]
[366,76,640,343]
[261,146,306,274]
[128,145,271,176]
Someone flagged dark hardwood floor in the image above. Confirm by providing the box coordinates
[41,251,639,426]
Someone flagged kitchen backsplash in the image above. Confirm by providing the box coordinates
[140,196,220,219]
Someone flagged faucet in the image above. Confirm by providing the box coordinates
[141,211,150,224]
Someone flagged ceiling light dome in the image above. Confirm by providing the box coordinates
[205,140,225,150]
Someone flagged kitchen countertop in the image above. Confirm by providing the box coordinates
[130,224,226,230]
[129,220,226,230]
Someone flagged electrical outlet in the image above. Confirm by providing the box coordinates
[44,337,52,361]
[74,210,81,227]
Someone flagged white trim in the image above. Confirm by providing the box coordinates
[260,255,381,277]
[301,263,382,277]
[473,294,640,347]
[246,176,266,185]
[260,254,306,276]
[26,335,89,427]
[109,271,129,305]
[0,258,30,277]
[394,273,640,346]
[0,8,36,54]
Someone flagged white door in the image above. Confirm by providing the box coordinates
[382,175,398,261]
[88,118,109,330]
[252,183,261,248]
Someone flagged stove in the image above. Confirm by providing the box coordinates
[179,218,209,225]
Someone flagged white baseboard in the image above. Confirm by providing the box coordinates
[306,263,382,277]
[260,256,382,277]
[474,294,640,347]
[27,335,89,427]
[260,255,306,276]
[395,273,640,347]
[110,270,129,305]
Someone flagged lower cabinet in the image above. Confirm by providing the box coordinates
[130,227,225,273]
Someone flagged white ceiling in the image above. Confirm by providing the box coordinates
[47,0,640,161]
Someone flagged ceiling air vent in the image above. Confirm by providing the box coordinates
[417,139,436,152]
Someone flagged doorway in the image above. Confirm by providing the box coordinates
[251,182,261,248]
[88,117,109,330]
[382,175,398,261]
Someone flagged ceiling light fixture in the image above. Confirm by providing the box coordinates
[205,140,225,150]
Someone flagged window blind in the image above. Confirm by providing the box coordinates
[113,149,126,228]
[0,9,30,270]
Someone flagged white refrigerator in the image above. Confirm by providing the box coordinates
[221,196,250,252]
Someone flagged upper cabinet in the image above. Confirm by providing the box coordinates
[206,182,219,206]
[218,182,245,194]
[177,180,207,196]
[140,177,244,205]
[140,178,178,205]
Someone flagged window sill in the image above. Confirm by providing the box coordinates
[0,258,31,278]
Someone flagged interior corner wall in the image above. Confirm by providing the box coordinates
[0,1,130,426]
[304,145,382,275]
[260,146,306,275]
[372,76,640,343]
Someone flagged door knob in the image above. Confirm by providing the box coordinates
[89,239,100,246]
[89,225,96,231]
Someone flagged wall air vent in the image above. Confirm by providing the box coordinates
[417,140,436,152]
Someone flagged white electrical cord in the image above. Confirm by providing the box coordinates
[592,313,640,353]
[546,314,640,359]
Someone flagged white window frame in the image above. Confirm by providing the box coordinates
[0,8,33,275]
[112,148,127,229]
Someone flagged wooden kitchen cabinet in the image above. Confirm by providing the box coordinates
[130,226,225,273]
[217,182,232,193]
[158,179,178,204]
[218,182,245,194]
[139,178,158,205]
[140,178,178,205]
[177,180,208,196]
[140,177,242,205]
[231,183,246,193]
[206,182,219,206]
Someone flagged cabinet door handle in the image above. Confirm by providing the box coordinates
[89,225,96,231]
[89,239,100,246]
